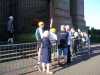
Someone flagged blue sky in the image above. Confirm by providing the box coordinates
[84,0,100,29]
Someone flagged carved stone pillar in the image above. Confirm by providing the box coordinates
[70,0,86,31]
[51,0,72,32]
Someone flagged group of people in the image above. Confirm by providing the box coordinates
[35,21,90,74]
[35,21,55,74]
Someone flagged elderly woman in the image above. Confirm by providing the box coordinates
[41,30,53,74]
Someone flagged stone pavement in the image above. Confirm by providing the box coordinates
[31,55,100,75]
[0,44,100,75]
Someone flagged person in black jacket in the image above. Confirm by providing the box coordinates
[65,25,72,64]
[58,25,68,65]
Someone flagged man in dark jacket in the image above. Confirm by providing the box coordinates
[58,25,68,65]
[7,16,14,43]
[65,25,72,64]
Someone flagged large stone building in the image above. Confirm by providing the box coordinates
[0,0,86,41]
[70,0,86,31]
[51,0,86,31]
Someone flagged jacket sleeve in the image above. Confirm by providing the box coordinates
[35,29,39,41]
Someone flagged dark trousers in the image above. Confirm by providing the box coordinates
[73,39,78,54]
[8,32,14,38]
[67,45,71,63]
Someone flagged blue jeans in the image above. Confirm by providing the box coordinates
[58,48,68,56]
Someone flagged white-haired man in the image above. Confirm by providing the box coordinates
[65,25,72,64]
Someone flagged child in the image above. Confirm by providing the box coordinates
[41,31,53,74]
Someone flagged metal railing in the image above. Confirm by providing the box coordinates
[0,40,90,75]
[0,42,37,63]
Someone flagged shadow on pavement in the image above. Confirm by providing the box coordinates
[53,45,100,73]
[1,45,100,75]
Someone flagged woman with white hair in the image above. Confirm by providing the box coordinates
[41,30,53,74]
